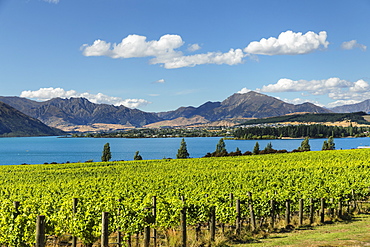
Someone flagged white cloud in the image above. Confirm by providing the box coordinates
[153,79,165,84]
[237,88,252,94]
[244,30,329,55]
[259,78,354,94]
[82,34,244,69]
[175,89,198,95]
[282,97,324,107]
[20,87,151,108]
[152,48,245,69]
[327,100,362,108]
[188,44,201,52]
[258,77,370,106]
[81,34,184,59]
[43,0,59,3]
[341,40,367,51]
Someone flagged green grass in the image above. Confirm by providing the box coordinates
[232,214,370,247]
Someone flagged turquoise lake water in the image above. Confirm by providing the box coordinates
[0,136,369,165]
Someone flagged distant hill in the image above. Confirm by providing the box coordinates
[330,100,370,113]
[0,101,65,137]
[158,91,332,121]
[239,112,369,126]
[0,97,162,129]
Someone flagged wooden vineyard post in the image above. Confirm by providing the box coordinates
[285,199,290,226]
[338,200,343,218]
[210,206,216,242]
[152,196,157,247]
[299,199,304,226]
[36,215,46,247]
[309,198,314,224]
[144,223,150,247]
[351,189,357,212]
[144,205,151,247]
[13,201,20,217]
[329,198,334,217]
[181,207,187,247]
[101,212,109,247]
[228,193,233,232]
[320,198,325,224]
[117,198,122,247]
[229,193,234,207]
[270,199,275,228]
[72,198,78,247]
[235,199,241,235]
[248,192,256,231]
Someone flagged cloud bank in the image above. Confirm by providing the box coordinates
[81,34,244,69]
[341,40,367,51]
[20,88,150,108]
[81,30,328,69]
[257,77,370,107]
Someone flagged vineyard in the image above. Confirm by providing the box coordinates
[1,149,370,246]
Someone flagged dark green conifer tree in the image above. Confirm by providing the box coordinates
[134,151,143,160]
[253,142,260,154]
[215,138,227,155]
[176,138,190,159]
[264,142,273,151]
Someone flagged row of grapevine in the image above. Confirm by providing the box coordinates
[7,191,368,246]
[0,149,369,245]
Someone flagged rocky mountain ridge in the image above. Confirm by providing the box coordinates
[158,91,332,121]
[0,96,162,129]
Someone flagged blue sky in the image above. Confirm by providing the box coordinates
[0,0,369,112]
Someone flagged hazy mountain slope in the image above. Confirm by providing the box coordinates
[0,101,65,137]
[157,101,221,119]
[330,100,370,113]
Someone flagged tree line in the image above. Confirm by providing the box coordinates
[204,136,336,158]
[100,136,337,162]
[73,127,229,138]
[233,124,370,139]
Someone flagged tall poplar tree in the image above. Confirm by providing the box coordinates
[214,138,227,156]
[298,137,310,151]
[101,143,112,162]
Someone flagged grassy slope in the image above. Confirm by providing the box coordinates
[233,213,370,247]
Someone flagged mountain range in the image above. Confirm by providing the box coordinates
[158,91,331,121]
[0,91,369,134]
[0,96,162,129]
